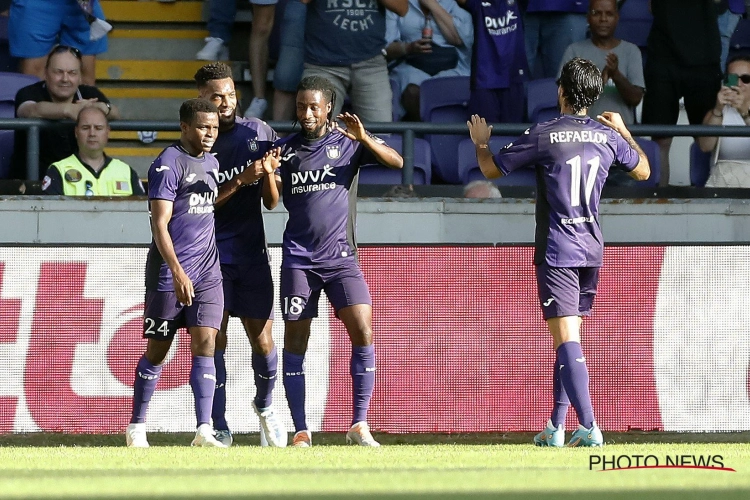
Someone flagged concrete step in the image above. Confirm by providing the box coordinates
[102,0,204,23]
[97,59,227,82]
[110,131,180,141]
[103,29,209,61]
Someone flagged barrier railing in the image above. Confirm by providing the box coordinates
[3,118,750,183]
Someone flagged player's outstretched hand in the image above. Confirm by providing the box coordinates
[262,147,281,175]
[467,114,492,147]
[237,158,266,185]
[336,112,367,142]
[597,111,627,135]
[172,267,195,307]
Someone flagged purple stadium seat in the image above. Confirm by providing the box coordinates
[0,72,39,178]
[419,76,470,184]
[615,0,652,49]
[457,137,536,186]
[526,77,559,123]
[633,137,660,187]
[359,135,432,185]
[690,141,712,187]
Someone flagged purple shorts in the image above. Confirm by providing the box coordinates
[280,262,372,321]
[535,263,599,320]
[142,284,224,339]
[221,262,274,320]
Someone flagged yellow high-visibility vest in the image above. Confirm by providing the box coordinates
[50,155,136,196]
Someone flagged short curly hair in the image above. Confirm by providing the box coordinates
[194,62,233,87]
[179,98,218,124]
[558,57,603,114]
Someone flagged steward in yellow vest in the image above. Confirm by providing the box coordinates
[41,106,145,196]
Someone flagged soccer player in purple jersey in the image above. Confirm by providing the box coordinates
[275,76,403,447]
[126,99,228,448]
[194,63,286,447]
[468,57,650,447]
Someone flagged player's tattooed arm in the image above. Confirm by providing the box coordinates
[150,199,195,306]
[597,111,651,182]
[261,148,281,210]
[337,113,403,169]
[214,157,268,207]
[467,114,502,179]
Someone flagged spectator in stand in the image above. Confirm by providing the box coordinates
[300,0,408,123]
[641,0,721,187]
[457,0,527,123]
[463,179,502,198]
[11,44,119,181]
[41,106,144,196]
[558,0,644,186]
[196,0,277,119]
[8,0,110,86]
[524,0,588,79]
[717,1,746,73]
[698,54,750,187]
[384,0,473,121]
[272,0,307,123]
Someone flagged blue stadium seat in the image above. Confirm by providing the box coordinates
[526,77,559,123]
[0,72,40,179]
[419,76,470,184]
[615,0,653,50]
[457,137,536,186]
[690,141,712,187]
[633,137,660,187]
[359,135,432,185]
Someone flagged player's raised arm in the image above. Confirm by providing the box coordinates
[467,114,502,179]
[597,111,651,181]
[337,112,403,169]
[149,199,194,306]
[261,147,281,210]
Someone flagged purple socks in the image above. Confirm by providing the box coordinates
[283,349,307,432]
[556,341,595,429]
[190,356,216,427]
[550,352,570,428]
[253,346,278,410]
[211,350,228,431]
[351,345,376,426]
[130,355,162,424]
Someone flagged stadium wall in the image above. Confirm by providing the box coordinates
[0,198,748,434]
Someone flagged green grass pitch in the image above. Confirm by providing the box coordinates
[0,433,749,499]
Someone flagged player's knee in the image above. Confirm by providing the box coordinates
[248,328,274,355]
[145,340,172,365]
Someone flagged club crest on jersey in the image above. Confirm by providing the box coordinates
[326,145,341,159]
[247,139,259,152]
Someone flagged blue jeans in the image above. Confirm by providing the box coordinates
[273,0,306,92]
[207,0,237,42]
[524,12,588,79]
[718,10,742,71]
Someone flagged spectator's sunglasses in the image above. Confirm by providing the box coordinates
[48,44,82,60]
[727,73,750,85]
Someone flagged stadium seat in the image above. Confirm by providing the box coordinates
[360,134,431,185]
[526,77,559,123]
[457,137,536,186]
[633,137,660,187]
[419,76,470,184]
[615,0,653,50]
[0,72,39,179]
[390,77,400,122]
[690,141,712,187]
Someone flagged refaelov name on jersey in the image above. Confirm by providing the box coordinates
[550,130,608,144]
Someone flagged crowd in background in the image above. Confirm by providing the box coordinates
[2,0,750,188]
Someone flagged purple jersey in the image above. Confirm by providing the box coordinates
[463,0,527,90]
[211,117,277,266]
[276,129,378,269]
[493,115,639,267]
[145,143,221,291]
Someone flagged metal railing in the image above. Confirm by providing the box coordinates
[4,118,750,183]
